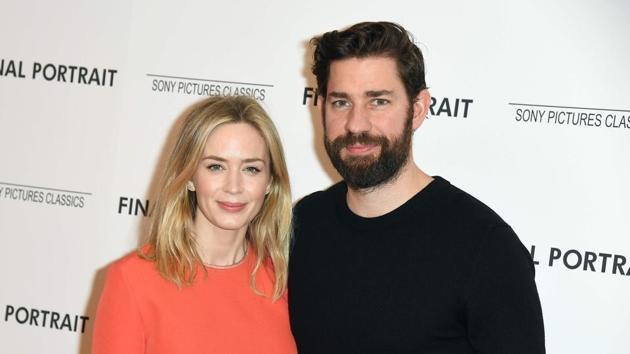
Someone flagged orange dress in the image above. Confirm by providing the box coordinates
[92,245,296,354]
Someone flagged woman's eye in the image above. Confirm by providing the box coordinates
[244,166,261,174]
[207,164,224,172]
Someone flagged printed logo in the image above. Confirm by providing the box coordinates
[511,103,630,130]
[149,74,270,101]
[117,196,151,217]
[0,58,118,87]
[0,182,89,208]
[529,245,630,276]
[302,87,474,118]
[4,304,89,334]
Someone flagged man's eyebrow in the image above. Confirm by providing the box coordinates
[328,91,349,99]
[365,90,393,97]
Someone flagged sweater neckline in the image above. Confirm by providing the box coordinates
[203,242,254,272]
[334,176,448,231]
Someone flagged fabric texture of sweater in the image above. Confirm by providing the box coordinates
[289,176,545,354]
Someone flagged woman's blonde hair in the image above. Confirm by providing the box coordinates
[142,95,292,301]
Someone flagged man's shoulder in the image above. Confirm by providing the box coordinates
[294,181,344,214]
[431,176,508,228]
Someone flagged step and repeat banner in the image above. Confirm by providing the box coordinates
[1,0,628,353]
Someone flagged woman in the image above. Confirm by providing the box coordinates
[92,96,296,353]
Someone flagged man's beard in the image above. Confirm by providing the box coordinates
[324,108,413,190]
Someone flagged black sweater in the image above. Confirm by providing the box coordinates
[289,177,545,354]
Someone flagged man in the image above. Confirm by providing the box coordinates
[289,22,545,353]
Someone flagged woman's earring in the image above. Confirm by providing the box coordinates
[187,181,195,191]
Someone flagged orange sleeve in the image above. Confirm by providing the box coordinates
[92,263,145,354]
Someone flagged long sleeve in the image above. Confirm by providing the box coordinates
[465,225,546,353]
[92,263,145,354]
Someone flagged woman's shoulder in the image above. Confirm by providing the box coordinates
[106,246,158,283]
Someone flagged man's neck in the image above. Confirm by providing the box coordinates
[345,162,433,218]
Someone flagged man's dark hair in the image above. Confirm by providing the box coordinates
[311,21,427,102]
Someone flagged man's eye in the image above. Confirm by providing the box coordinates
[371,98,390,106]
[332,100,350,108]
[207,164,224,172]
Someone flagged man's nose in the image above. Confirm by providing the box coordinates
[345,104,371,134]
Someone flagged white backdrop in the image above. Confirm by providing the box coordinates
[1,0,629,353]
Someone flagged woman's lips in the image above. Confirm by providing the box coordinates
[218,201,246,212]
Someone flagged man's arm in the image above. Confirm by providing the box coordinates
[465,225,546,353]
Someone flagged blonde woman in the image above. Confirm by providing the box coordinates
[93,96,296,353]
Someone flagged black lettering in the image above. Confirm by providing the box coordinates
[549,247,561,266]
[563,249,582,270]
[107,69,117,86]
[303,87,316,105]
[599,253,612,273]
[529,245,539,265]
[88,68,101,85]
[135,199,150,217]
[15,307,28,324]
[118,197,129,214]
[436,98,452,116]
[29,308,40,326]
[460,99,473,118]
[68,66,78,82]
[5,305,14,321]
[43,64,56,81]
[613,255,626,275]
[60,314,73,331]
[429,97,437,115]
[7,60,17,76]
[50,311,60,329]
[78,67,88,84]
[80,316,89,333]
[583,251,597,271]
[57,65,67,82]
[40,310,50,327]
[32,62,42,79]
[17,60,25,78]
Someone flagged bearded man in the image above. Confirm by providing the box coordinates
[288,21,546,354]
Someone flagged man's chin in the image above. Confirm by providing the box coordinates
[340,158,377,171]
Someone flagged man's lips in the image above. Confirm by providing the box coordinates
[344,144,377,155]
[217,201,246,212]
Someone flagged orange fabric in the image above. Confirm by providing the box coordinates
[92,245,296,354]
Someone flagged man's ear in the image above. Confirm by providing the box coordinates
[411,89,431,130]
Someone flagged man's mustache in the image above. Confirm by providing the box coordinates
[330,132,388,150]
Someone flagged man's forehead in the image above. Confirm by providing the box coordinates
[326,56,403,95]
